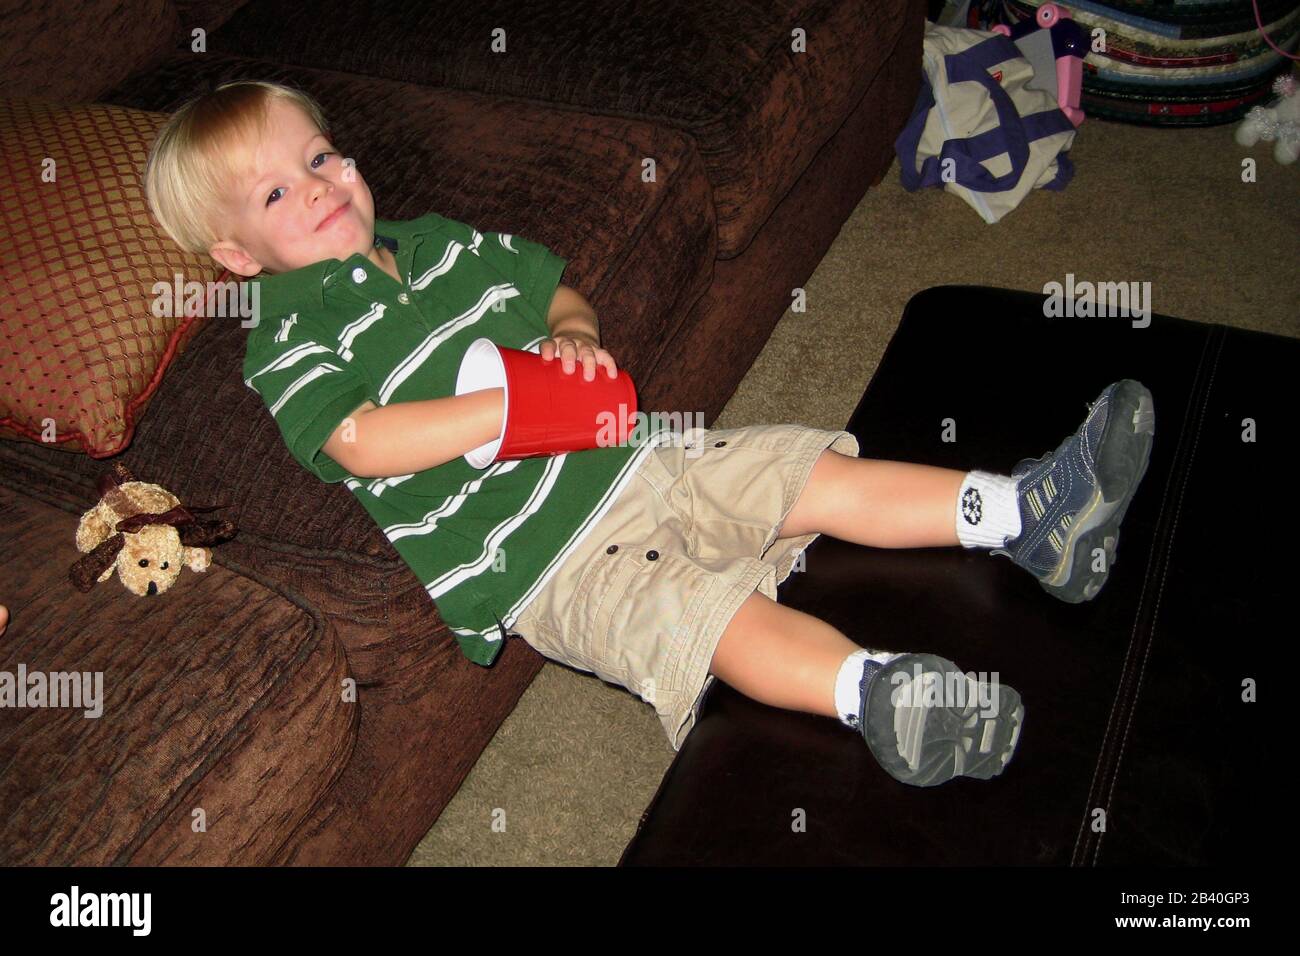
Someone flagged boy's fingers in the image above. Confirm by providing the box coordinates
[540,337,615,379]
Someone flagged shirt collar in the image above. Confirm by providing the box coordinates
[249,214,440,319]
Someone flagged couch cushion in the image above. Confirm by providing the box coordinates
[204,0,921,259]
[0,98,225,458]
[0,482,354,865]
[172,0,254,33]
[0,0,181,104]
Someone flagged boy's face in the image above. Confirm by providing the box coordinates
[208,97,379,278]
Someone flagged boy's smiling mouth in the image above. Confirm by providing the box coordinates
[316,199,351,231]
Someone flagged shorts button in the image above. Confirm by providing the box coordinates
[714,440,726,447]
[606,544,618,554]
[646,549,658,560]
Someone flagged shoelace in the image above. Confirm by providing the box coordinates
[1000,397,1109,561]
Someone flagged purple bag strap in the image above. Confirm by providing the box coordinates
[896,33,1075,194]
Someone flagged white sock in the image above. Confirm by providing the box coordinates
[955,470,1022,549]
[835,648,903,729]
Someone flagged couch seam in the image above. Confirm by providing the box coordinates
[1069,323,1220,865]
[1091,323,1227,865]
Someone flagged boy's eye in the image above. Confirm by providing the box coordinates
[264,153,335,206]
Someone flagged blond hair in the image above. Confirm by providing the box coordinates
[143,80,330,255]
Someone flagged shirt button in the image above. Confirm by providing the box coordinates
[351,267,367,283]
[646,550,658,560]
[606,544,618,554]
[397,292,410,304]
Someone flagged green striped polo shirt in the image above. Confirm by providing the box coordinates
[243,212,674,665]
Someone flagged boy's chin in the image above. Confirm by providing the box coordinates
[318,231,371,261]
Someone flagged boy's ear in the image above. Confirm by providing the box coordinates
[209,240,264,278]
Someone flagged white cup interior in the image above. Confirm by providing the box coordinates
[454,337,508,468]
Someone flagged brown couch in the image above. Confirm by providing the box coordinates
[0,0,926,864]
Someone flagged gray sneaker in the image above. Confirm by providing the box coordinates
[858,653,1024,787]
[993,379,1155,603]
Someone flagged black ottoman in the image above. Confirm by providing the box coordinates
[620,285,1286,866]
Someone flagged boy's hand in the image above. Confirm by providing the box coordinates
[541,331,618,381]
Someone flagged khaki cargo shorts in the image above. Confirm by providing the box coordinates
[509,422,860,751]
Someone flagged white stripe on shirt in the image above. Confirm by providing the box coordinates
[337,302,387,361]
[425,453,565,599]
[245,342,334,386]
[275,313,298,343]
[377,285,519,404]
[268,363,342,417]
[410,242,464,291]
[369,473,415,497]
[384,459,522,541]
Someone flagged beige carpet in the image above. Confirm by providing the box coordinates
[406,114,1299,867]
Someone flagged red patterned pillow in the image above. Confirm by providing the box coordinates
[1,98,228,458]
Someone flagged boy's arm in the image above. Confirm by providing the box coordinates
[546,284,600,345]
[308,282,598,479]
[322,388,505,478]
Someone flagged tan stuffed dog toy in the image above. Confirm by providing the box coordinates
[69,463,236,596]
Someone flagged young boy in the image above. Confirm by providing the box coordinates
[144,81,1155,787]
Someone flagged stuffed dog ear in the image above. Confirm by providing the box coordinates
[96,462,136,499]
[178,518,237,548]
[69,534,125,592]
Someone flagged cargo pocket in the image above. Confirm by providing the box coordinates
[566,544,643,677]
[636,446,699,553]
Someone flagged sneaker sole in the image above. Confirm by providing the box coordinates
[1041,380,1155,603]
[863,653,1024,787]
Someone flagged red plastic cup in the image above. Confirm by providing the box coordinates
[455,338,638,468]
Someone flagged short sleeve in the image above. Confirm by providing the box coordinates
[488,230,568,322]
[242,326,372,483]
[447,216,569,333]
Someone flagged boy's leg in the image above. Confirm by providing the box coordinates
[779,380,1155,602]
[709,589,1022,786]
[708,588,856,717]
[777,452,967,548]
